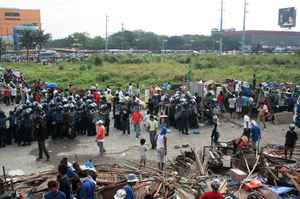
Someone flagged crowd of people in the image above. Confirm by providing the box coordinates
[1,68,300,199]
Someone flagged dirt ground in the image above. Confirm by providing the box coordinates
[0,104,293,175]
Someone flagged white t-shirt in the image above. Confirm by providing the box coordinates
[244,115,251,128]
[228,97,236,109]
[139,145,147,159]
[11,88,17,96]
[156,134,166,149]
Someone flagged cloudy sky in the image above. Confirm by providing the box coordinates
[2,0,300,39]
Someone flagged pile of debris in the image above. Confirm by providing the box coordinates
[1,145,300,199]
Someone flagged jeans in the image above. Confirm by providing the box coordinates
[97,141,105,155]
[133,124,141,138]
[38,141,50,159]
[149,131,157,149]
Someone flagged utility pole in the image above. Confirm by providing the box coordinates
[242,0,247,53]
[121,23,125,50]
[219,0,224,55]
[105,15,109,52]
[121,23,124,32]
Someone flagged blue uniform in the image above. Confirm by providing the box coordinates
[79,179,96,199]
[44,191,66,199]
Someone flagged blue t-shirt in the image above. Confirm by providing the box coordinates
[44,191,66,199]
[79,179,96,199]
[67,167,77,178]
[123,185,135,199]
[251,125,261,143]
[242,96,249,107]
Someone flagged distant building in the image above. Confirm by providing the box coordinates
[0,7,41,44]
[223,30,300,48]
[13,25,39,50]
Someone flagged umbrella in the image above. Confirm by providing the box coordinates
[47,83,58,89]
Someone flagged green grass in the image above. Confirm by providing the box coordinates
[3,54,300,90]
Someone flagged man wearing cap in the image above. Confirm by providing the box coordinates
[285,124,298,159]
[125,174,138,199]
[95,120,106,156]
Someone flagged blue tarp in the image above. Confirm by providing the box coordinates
[271,186,294,195]
[47,83,58,89]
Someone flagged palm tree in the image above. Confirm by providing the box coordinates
[19,30,37,62]
[35,30,51,60]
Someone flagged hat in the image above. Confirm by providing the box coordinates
[289,123,295,129]
[96,120,104,124]
[114,189,126,199]
[127,173,138,183]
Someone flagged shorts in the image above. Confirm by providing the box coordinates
[140,155,146,161]
[157,148,166,163]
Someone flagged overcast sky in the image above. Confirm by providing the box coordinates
[2,0,300,39]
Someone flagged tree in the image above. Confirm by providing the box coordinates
[35,30,51,51]
[35,30,51,61]
[0,38,4,62]
[19,30,37,62]
[166,36,184,50]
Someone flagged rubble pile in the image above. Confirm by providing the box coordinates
[1,146,300,199]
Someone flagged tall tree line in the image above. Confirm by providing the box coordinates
[47,31,241,52]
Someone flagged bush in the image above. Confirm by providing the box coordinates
[58,65,64,70]
[103,54,119,63]
[95,72,111,82]
[94,56,103,66]
[87,65,93,70]
[79,65,86,71]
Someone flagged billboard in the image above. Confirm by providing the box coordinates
[278,7,296,28]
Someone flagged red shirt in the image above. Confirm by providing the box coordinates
[34,93,42,103]
[217,95,224,104]
[199,192,224,199]
[95,93,101,104]
[131,112,143,125]
[96,125,105,140]
[4,88,11,97]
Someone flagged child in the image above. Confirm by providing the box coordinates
[139,138,147,168]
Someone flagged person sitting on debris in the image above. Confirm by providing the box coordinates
[116,174,138,199]
[44,180,66,199]
[75,176,96,199]
[198,179,224,199]
[285,124,298,159]
[233,135,251,153]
